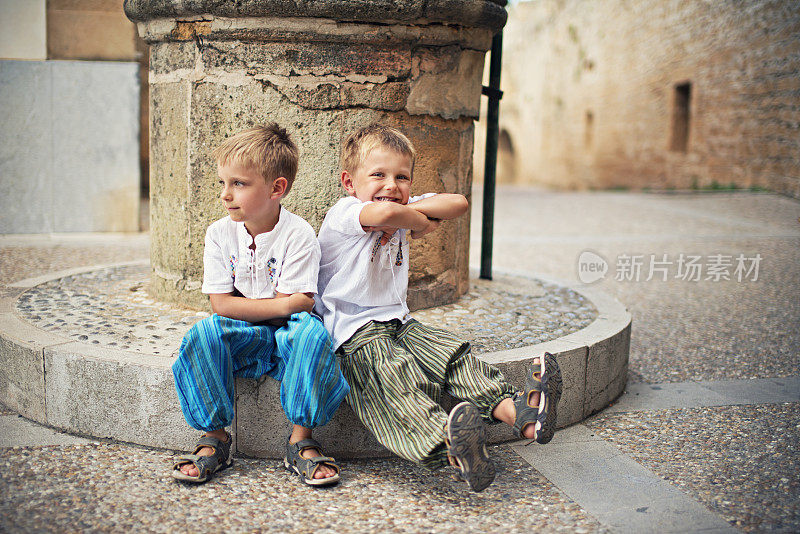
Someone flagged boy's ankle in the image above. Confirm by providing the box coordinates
[205,429,229,443]
[289,425,313,444]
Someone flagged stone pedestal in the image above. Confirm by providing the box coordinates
[125,0,507,310]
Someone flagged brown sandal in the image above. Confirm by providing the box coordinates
[284,436,341,487]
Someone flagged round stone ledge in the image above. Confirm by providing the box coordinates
[0,264,629,458]
[123,0,508,33]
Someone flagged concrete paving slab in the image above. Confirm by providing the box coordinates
[512,426,737,533]
[587,404,800,532]
[700,377,800,405]
[606,377,800,413]
[606,382,735,413]
[0,415,90,448]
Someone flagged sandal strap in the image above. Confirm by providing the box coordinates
[301,456,340,478]
[173,454,223,478]
[512,393,541,437]
[193,434,230,453]
[292,438,323,453]
[285,435,340,480]
[184,433,231,468]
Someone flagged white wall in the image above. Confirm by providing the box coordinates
[0,60,140,233]
[0,0,46,60]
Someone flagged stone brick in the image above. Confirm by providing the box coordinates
[149,41,196,75]
[202,41,411,80]
[234,377,388,459]
[44,343,197,450]
[550,346,589,428]
[124,0,507,33]
[583,322,631,417]
[407,47,485,119]
[0,314,63,421]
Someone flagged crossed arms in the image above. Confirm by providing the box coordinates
[359,193,469,241]
[208,194,468,322]
[208,291,314,323]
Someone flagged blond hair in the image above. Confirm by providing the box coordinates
[341,123,416,174]
[212,123,299,193]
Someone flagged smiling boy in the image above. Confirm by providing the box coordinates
[315,124,563,492]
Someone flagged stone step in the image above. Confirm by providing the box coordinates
[0,263,630,458]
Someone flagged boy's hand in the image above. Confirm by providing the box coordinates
[411,217,440,239]
[364,226,398,246]
[279,292,315,315]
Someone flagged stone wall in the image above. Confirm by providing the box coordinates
[486,0,799,197]
[46,0,139,61]
[127,2,507,310]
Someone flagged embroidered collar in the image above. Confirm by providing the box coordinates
[235,206,284,250]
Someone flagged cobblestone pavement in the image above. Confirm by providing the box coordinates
[14,264,596,357]
[2,188,800,532]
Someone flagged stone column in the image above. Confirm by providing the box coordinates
[125,0,507,310]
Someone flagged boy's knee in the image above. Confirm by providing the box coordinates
[179,315,223,354]
[187,313,218,334]
[293,312,327,337]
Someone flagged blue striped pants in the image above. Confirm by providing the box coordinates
[173,312,349,432]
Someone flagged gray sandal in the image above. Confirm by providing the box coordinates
[446,401,495,492]
[513,352,563,444]
[284,437,341,487]
[172,433,233,483]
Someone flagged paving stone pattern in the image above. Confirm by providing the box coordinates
[0,443,605,534]
[16,265,203,356]
[0,243,149,285]
[15,264,597,357]
[585,404,800,532]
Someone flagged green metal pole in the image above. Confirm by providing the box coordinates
[480,31,503,280]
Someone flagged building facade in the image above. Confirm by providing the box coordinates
[484,0,799,198]
[0,0,143,233]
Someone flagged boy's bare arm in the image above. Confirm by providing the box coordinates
[407,194,469,220]
[359,202,431,233]
[208,292,314,323]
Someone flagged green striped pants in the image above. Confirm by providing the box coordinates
[337,319,515,469]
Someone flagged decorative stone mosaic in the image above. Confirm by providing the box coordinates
[16,265,597,357]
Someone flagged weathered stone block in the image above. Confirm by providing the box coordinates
[124,1,507,32]
[135,2,501,309]
[0,313,65,421]
[149,41,196,75]
[202,41,411,80]
[584,322,631,417]
[44,343,197,451]
[234,376,387,458]
[341,82,410,111]
[407,47,485,119]
[551,346,589,428]
[231,377,289,458]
